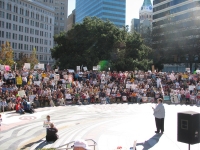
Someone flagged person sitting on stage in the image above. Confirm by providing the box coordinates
[46,123,58,142]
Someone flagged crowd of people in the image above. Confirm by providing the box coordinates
[0,68,200,113]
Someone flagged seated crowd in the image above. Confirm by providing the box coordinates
[0,69,200,113]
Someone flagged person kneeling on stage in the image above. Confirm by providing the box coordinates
[22,98,34,113]
[46,123,58,142]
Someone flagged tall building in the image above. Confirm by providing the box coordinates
[75,0,126,28]
[139,0,153,33]
[0,0,54,63]
[131,18,140,33]
[152,0,200,65]
[36,0,68,34]
[67,9,75,31]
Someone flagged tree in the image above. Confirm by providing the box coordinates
[17,48,39,69]
[51,17,152,71]
[0,41,14,66]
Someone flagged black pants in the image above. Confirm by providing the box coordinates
[155,117,164,133]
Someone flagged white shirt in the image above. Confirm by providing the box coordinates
[43,119,51,128]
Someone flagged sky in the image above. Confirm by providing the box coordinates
[68,0,153,27]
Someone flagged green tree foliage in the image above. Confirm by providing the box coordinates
[0,41,14,66]
[17,48,39,69]
[51,17,152,71]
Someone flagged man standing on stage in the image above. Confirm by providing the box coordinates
[152,98,165,134]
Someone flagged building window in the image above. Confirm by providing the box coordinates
[7,3,11,11]
[6,23,11,29]
[0,1,5,9]
[25,18,29,25]
[6,13,11,20]
[25,10,29,16]
[0,31,4,37]
[39,55,43,60]
[14,6,18,13]
[19,17,24,23]
[0,11,4,18]
[6,32,11,39]
[20,8,24,15]
[0,21,4,28]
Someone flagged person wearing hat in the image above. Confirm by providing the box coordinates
[152,98,165,134]
[73,139,91,150]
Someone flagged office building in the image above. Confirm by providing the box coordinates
[0,0,54,63]
[131,18,140,33]
[152,0,200,64]
[35,0,68,34]
[75,0,126,28]
[67,9,75,31]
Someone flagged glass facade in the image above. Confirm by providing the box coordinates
[75,0,126,27]
[152,0,200,63]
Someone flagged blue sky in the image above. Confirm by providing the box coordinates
[68,0,153,27]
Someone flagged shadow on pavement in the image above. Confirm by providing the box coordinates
[20,139,54,150]
[136,134,163,150]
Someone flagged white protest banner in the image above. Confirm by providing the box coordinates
[106,88,111,96]
[0,65,4,71]
[83,67,87,71]
[55,74,60,81]
[29,95,36,103]
[140,75,144,78]
[34,64,39,69]
[34,81,41,86]
[196,70,200,74]
[38,64,44,69]
[97,65,100,70]
[67,69,74,73]
[77,66,80,71]
[185,68,190,72]
[24,63,30,69]
[18,90,26,97]
[126,84,136,89]
[93,66,98,70]
[189,85,195,91]
[170,74,176,80]
[55,69,58,72]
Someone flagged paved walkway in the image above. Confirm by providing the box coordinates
[0,104,200,150]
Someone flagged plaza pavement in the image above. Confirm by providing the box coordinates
[0,103,200,150]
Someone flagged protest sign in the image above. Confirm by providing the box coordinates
[4,65,10,71]
[189,85,195,91]
[55,69,58,72]
[169,74,176,80]
[24,63,30,70]
[18,90,26,97]
[83,67,87,71]
[93,66,98,70]
[34,81,41,86]
[67,69,74,73]
[77,66,80,71]
[185,68,190,72]
[97,65,100,70]
[38,64,44,69]
[55,74,60,81]
[29,95,36,103]
[0,65,4,71]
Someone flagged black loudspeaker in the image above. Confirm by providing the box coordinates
[177,111,200,144]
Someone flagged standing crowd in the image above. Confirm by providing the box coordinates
[0,69,200,113]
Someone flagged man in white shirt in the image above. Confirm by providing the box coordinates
[43,115,51,129]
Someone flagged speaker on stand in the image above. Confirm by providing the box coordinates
[177,111,200,150]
